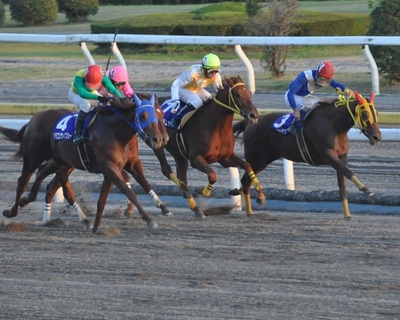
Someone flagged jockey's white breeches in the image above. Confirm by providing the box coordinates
[179,88,211,109]
[69,88,96,113]
[284,91,321,111]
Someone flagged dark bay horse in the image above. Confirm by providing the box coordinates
[233,91,381,219]
[0,96,163,232]
[16,93,171,223]
[154,76,264,219]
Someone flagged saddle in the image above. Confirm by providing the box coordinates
[161,99,196,130]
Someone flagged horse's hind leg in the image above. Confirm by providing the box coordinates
[3,167,34,218]
[190,155,217,197]
[19,160,59,208]
[337,154,351,220]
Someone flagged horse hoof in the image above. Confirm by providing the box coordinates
[83,219,91,230]
[194,210,206,220]
[162,210,173,217]
[147,220,158,232]
[228,188,241,196]
[3,210,17,218]
[256,198,266,206]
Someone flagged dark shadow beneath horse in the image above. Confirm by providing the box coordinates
[154,76,265,218]
[233,91,381,219]
[0,95,165,232]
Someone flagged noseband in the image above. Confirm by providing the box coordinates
[213,82,246,115]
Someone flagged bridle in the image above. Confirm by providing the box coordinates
[213,82,247,115]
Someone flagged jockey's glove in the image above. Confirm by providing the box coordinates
[98,95,108,103]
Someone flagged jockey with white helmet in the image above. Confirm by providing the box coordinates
[169,53,224,127]
[285,61,354,120]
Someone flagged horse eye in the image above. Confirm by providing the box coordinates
[361,111,369,121]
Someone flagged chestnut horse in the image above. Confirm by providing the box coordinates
[233,92,381,219]
[0,96,163,232]
[154,76,264,219]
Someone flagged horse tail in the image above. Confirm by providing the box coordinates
[233,119,249,138]
[0,125,27,159]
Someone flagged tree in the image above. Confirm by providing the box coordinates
[57,0,99,23]
[248,0,299,78]
[10,0,58,26]
[367,0,400,84]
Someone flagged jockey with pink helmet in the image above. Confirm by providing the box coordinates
[284,61,354,121]
[107,65,134,99]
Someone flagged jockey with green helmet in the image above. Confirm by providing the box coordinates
[69,64,123,144]
[285,61,354,120]
[170,53,224,127]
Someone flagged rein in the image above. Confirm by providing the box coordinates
[213,82,245,115]
[100,102,158,142]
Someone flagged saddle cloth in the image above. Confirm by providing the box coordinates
[161,99,194,129]
[53,111,95,141]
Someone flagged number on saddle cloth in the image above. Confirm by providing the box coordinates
[161,99,186,128]
[52,111,96,141]
[271,114,296,135]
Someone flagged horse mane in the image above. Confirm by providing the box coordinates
[221,75,244,91]
[97,97,135,115]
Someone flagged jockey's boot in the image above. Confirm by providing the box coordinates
[171,103,196,128]
[73,110,89,145]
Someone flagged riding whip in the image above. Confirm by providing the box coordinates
[105,28,119,72]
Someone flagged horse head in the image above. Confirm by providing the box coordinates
[354,91,381,145]
[215,76,258,124]
[130,93,165,149]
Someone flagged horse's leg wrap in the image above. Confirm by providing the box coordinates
[244,194,253,216]
[149,189,163,208]
[341,198,351,220]
[42,203,52,225]
[202,183,213,197]
[73,202,90,229]
[350,176,371,195]
[249,171,263,192]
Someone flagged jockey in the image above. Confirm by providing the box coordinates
[69,64,123,144]
[107,65,135,99]
[170,53,224,127]
[285,61,354,120]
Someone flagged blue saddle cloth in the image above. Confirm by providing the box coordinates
[271,114,297,135]
[52,111,95,141]
[161,99,187,129]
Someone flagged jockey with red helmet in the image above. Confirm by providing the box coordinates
[69,64,123,144]
[285,61,354,120]
[169,53,224,128]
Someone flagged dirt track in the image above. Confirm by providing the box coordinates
[0,57,399,319]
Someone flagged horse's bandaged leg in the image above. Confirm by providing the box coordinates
[350,176,371,195]
[244,194,253,215]
[202,183,213,197]
[42,203,52,225]
[149,189,163,207]
[249,171,263,192]
[73,202,88,223]
[341,198,351,220]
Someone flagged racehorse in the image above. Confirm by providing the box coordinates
[233,91,381,219]
[153,76,264,219]
[16,93,171,223]
[0,95,163,232]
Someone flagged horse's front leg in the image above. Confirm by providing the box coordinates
[190,155,216,198]
[337,154,351,220]
[153,147,205,219]
[100,165,158,232]
[93,178,114,234]
[124,160,172,217]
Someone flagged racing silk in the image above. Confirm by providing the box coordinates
[105,70,134,99]
[71,68,123,100]
[286,69,346,110]
[171,64,223,100]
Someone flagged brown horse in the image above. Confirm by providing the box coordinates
[0,95,163,232]
[16,93,171,224]
[153,76,264,219]
[233,91,381,219]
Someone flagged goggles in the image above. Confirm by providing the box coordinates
[114,81,126,86]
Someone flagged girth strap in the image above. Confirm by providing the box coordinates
[295,128,316,166]
[77,143,96,173]
[176,130,189,159]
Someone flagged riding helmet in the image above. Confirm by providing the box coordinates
[202,53,221,71]
[109,65,129,83]
[85,65,104,88]
[317,61,334,79]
